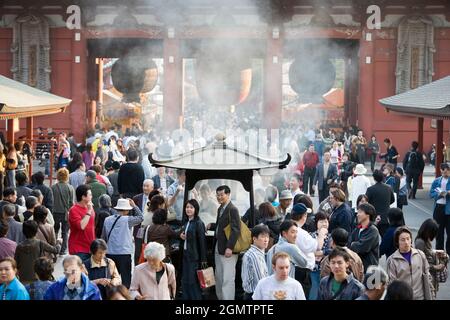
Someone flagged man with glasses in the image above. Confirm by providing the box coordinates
[206,185,240,300]
[44,255,101,300]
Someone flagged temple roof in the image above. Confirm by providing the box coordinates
[149,134,291,171]
[379,76,450,119]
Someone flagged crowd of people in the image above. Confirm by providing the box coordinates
[0,123,447,301]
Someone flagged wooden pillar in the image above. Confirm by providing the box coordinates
[263,26,283,130]
[88,100,96,131]
[418,117,423,188]
[71,30,88,142]
[26,117,33,178]
[163,30,182,131]
[436,119,444,177]
[358,28,375,134]
[6,119,15,144]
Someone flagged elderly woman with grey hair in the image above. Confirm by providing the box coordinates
[129,242,176,300]
[95,194,118,238]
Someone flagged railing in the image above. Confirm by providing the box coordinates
[17,138,58,186]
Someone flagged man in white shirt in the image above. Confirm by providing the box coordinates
[290,203,327,298]
[253,251,306,300]
[349,164,372,210]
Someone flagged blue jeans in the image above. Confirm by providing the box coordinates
[309,269,321,300]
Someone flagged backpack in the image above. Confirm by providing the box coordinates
[408,151,419,170]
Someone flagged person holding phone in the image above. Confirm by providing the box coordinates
[68,185,96,262]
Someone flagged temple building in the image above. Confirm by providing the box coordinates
[1,0,450,156]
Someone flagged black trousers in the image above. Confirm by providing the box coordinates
[53,212,69,254]
[319,185,329,204]
[303,167,316,196]
[370,154,377,172]
[181,255,203,300]
[107,254,132,288]
[295,267,311,299]
[433,204,450,254]
[406,172,421,198]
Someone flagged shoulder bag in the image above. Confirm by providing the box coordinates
[223,211,251,254]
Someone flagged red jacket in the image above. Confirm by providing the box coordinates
[68,204,95,254]
[303,151,320,169]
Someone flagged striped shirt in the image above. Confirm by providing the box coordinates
[241,245,268,294]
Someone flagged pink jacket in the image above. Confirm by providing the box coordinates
[129,262,176,300]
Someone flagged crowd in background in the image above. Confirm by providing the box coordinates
[0,122,448,301]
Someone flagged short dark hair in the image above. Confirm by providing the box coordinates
[384,138,391,144]
[356,194,369,207]
[33,171,45,185]
[417,218,439,242]
[329,247,351,262]
[25,196,39,210]
[216,185,231,194]
[34,257,54,281]
[440,163,450,171]
[331,228,349,247]
[251,224,270,239]
[385,280,413,300]
[0,219,9,237]
[152,208,168,225]
[183,199,200,218]
[75,161,85,170]
[329,182,340,189]
[33,205,48,224]
[393,226,412,249]
[372,169,384,183]
[90,238,108,254]
[387,208,405,227]
[127,149,138,161]
[293,194,313,209]
[15,171,28,186]
[411,141,419,149]
[149,195,166,212]
[23,220,39,239]
[176,169,186,178]
[315,211,329,228]
[357,203,377,222]
[76,184,91,202]
[279,220,298,236]
[3,187,16,199]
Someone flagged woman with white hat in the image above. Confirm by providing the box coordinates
[349,164,372,211]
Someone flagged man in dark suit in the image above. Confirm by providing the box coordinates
[403,141,425,199]
[132,179,154,264]
[152,167,175,194]
[314,151,338,203]
[206,185,240,300]
[365,169,395,237]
